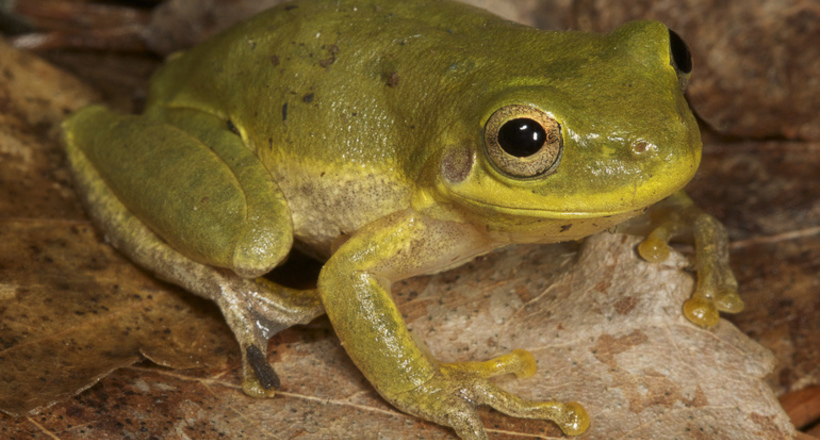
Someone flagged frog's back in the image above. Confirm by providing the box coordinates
[144,0,529,255]
[146,0,527,173]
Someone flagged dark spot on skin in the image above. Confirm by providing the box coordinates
[318,44,340,68]
[282,102,288,122]
[386,71,399,87]
[302,93,314,103]
[246,345,280,390]
[284,4,298,11]
[200,196,210,203]
[410,125,415,129]
[227,119,239,135]
[351,112,358,117]
[271,55,280,66]
[268,138,273,149]
[560,224,572,232]
[320,171,326,177]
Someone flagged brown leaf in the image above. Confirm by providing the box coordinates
[0,36,236,417]
[0,219,236,416]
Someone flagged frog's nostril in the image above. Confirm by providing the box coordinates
[630,141,656,155]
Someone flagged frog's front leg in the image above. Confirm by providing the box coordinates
[63,106,323,396]
[636,191,744,327]
[319,210,588,439]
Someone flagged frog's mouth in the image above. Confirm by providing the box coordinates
[449,191,651,220]
[447,191,647,243]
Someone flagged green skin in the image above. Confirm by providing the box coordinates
[62,0,744,438]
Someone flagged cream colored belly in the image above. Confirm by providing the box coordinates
[277,167,412,259]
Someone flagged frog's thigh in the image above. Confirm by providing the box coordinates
[63,105,291,278]
[65,135,322,395]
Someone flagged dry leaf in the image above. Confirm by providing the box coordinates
[0,219,238,416]
[0,36,238,417]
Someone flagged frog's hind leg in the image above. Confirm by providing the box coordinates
[63,107,324,396]
[63,105,293,279]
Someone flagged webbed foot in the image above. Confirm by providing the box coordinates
[393,349,589,439]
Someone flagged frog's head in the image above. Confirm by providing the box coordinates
[429,20,700,242]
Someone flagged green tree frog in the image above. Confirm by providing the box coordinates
[61,0,744,437]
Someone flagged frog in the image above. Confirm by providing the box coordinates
[61,0,744,438]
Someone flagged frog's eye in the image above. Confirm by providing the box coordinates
[668,29,692,90]
[484,105,562,178]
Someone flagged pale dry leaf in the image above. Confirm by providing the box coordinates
[396,234,795,439]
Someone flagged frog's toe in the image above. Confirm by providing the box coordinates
[228,327,281,397]
[472,381,589,436]
[561,402,591,435]
[441,350,589,436]
[716,286,744,313]
[683,296,720,327]
[637,234,672,263]
[242,344,280,396]
[448,410,488,440]
[241,369,278,398]
[684,281,744,327]
[443,349,537,379]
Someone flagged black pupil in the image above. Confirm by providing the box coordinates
[668,29,692,74]
[497,118,547,157]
